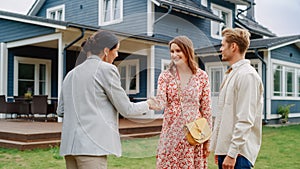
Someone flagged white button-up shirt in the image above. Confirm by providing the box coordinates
[210,59,264,166]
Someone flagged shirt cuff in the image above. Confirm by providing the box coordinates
[227,145,239,159]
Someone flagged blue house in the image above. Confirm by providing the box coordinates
[0,0,299,123]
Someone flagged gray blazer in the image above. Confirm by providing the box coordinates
[57,55,149,157]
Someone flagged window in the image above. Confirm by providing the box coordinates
[46,5,65,21]
[273,64,283,96]
[285,67,295,96]
[272,62,300,98]
[99,0,123,26]
[14,57,51,96]
[298,69,300,97]
[210,67,223,96]
[115,59,139,94]
[161,59,171,71]
[211,4,232,39]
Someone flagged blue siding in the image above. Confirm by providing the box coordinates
[114,53,148,98]
[271,44,300,64]
[101,0,148,34]
[271,100,300,114]
[37,0,65,18]
[0,19,55,42]
[37,0,147,34]
[154,7,222,48]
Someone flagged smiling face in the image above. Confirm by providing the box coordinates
[170,43,188,66]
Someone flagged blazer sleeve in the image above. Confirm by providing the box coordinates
[96,64,149,116]
[56,88,64,117]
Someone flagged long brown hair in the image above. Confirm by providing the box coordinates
[168,36,198,74]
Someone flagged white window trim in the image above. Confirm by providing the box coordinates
[115,59,139,94]
[46,4,65,21]
[271,59,300,100]
[99,0,123,26]
[211,3,232,39]
[250,59,262,77]
[161,59,171,71]
[201,0,208,7]
[13,57,51,97]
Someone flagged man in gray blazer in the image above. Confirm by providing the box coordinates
[57,30,154,169]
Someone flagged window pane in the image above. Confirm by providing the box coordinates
[39,64,46,81]
[298,69,300,96]
[57,10,63,20]
[119,66,126,90]
[39,82,46,95]
[273,65,282,96]
[113,0,120,19]
[50,11,56,19]
[286,68,294,96]
[211,68,222,96]
[18,63,35,96]
[129,65,136,90]
[18,81,34,97]
[19,63,34,79]
[104,0,111,22]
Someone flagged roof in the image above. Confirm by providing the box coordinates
[27,0,46,16]
[154,0,223,22]
[0,10,168,45]
[224,0,252,5]
[195,35,300,56]
[235,15,276,37]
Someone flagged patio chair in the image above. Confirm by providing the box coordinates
[14,96,31,118]
[0,95,20,119]
[31,95,49,122]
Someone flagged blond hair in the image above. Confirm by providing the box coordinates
[222,28,251,54]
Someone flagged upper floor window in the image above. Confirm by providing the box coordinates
[99,0,123,26]
[115,59,139,94]
[211,4,232,39]
[46,5,65,21]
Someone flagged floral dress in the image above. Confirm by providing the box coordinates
[155,67,212,169]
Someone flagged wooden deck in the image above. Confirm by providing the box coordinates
[0,118,162,150]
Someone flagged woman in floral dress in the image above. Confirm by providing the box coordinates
[153,36,212,169]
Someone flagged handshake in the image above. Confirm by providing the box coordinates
[146,97,161,111]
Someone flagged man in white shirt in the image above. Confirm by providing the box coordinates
[210,28,264,169]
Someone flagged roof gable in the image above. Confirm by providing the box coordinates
[154,0,223,22]
[27,0,46,16]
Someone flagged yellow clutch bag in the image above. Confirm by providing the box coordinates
[184,118,212,146]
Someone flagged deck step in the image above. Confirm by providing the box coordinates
[121,131,161,139]
[0,138,60,150]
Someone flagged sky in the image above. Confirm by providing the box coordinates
[0,0,299,37]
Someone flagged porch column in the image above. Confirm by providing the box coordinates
[57,34,64,122]
[0,43,7,96]
[147,45,155,118]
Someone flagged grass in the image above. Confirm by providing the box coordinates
[0,124,299,169]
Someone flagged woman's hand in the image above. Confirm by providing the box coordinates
[147,98,161,110]
[203,141,210,158]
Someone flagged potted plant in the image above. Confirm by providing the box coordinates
[277,104,295,123]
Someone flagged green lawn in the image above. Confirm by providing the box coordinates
[0,124,299,169]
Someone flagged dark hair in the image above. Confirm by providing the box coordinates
[75,30,119,66]
[83,30,119,55]
[168,36,198,74]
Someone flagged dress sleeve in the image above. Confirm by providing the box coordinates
[199,71,212,128]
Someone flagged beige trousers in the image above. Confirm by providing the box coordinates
[65,155,107,169]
